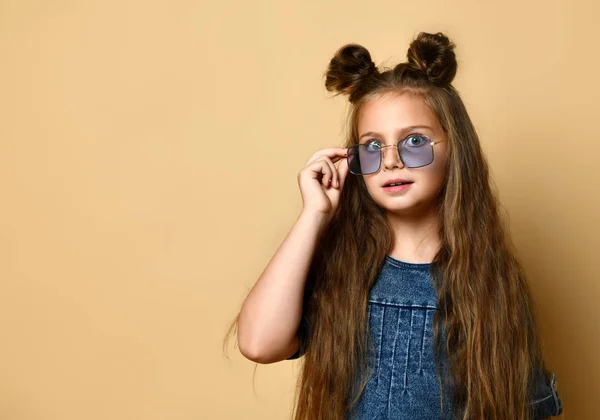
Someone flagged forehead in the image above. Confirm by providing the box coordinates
[357,93,440,134]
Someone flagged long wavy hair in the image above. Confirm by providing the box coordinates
[223,31,553,420]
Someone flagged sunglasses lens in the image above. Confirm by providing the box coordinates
[400,135,433,168]
[348,144,380,175]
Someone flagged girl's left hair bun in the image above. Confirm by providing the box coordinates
[405,32,457,88]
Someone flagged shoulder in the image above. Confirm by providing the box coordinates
[529,369,563,419]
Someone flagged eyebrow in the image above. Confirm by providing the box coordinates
[358,125,434,141]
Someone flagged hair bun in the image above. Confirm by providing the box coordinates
[324,44,378,101]
[406,32,457,87]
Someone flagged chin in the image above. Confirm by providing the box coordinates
[377,194,435,213]
[375,197,417,211]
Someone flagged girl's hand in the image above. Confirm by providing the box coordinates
[297,147,350,221]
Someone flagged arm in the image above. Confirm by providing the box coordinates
[237,210,328,364]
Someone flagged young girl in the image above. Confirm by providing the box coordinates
[226,31,564,420]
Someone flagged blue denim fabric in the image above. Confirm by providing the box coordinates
[288,254,563,419]
[346,256,454,420]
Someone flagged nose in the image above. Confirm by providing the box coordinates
[381,144,405,171]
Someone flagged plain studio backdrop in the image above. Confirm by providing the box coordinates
[0,0,597,419]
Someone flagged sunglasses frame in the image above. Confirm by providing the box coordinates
[347,135,447,175]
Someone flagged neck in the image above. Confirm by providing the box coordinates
[385,203,441,264]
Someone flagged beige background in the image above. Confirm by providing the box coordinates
[0,0,597,419]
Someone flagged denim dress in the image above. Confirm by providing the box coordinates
[288,254,564,419]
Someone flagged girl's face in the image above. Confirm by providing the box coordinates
[356,92,449,215]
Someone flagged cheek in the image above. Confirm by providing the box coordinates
[433,145,448,174]
[422,158,448,188]
[424,171,447,193]
[359,177,384,201]
[363,178,376,197]
[423,147,448,184]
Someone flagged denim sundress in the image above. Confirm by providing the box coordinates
[288,254,563,419]
[346,255,454,419]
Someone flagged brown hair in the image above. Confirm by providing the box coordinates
[224,31,552,420]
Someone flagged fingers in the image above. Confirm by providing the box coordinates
[336,157,350,190]
[305,156,336,188]
[321,157,337,188]
[303,147,350,189]
[306,147,348,166]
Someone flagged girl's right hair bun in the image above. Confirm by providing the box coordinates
[324,44,378,101]
[406,32,457,87]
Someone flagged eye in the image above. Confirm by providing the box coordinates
[405,134,428,147]
[365,140,382,151]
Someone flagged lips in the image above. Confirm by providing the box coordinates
[382,178,413,187]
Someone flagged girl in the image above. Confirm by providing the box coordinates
[225,31,563,420]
